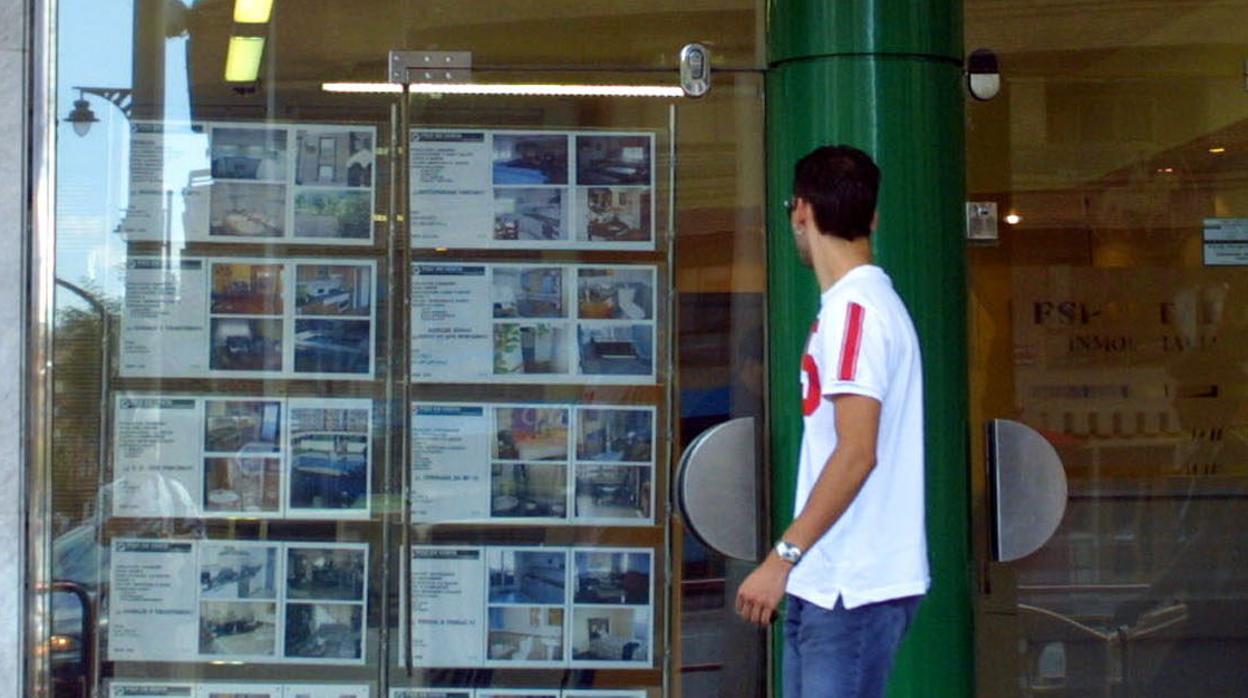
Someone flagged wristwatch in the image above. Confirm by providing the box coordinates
[774,540,803,564]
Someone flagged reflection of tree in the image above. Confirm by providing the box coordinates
[52,282,119,536]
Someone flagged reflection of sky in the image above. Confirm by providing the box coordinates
[56,0,198,307]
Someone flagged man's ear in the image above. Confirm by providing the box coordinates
[797,199,814,231]
[870,210,879,232]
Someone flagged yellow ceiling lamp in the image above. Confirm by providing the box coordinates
[225,36,266,82]
[233,0,274,23]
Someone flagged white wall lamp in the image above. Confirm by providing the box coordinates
[966,48,1001,101]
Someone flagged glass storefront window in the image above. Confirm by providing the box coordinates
[34,2,766,697]
[967,1,1248,695]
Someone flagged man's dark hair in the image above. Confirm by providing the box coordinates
[793,145,880,241]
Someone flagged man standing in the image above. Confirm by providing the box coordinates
[735,145,928,698]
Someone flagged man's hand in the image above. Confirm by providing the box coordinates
[735,555,791,626]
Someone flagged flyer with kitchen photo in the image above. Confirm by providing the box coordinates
[120,256,377,380]
[410,263,657,385]
[108,539,369,665]
[409,129,655,252]
[112,394,372,520]
[411,402,655,525]
[409,545,653,670]
[121,120,376,246]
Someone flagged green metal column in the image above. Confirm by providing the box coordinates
[765,2,972,697]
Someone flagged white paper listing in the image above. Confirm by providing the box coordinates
[108,539,369,665]
[411,402,656,526]
[113,394,373,521]
[410,548,486,668]
[410,263,658,385]
[120,256,378,380]
[410,545,654,670]
[109,682,371,698]
[122,120,377,246]
[409,129,656,252]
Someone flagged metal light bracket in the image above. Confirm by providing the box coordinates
[390,51,472,84]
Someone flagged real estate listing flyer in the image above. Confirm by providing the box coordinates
[409,129,655,251]
[409,545,654,669]
[410,263,658,384]
[108,539,368,665]
[120,256,377,379]
[411,402,655,525]
[109,682,371,698]
[113,394,372,520]
[391,692,644,698]
[121,120,377,246]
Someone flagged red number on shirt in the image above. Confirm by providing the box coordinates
[801,353,821,417]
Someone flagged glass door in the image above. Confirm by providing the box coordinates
[31,3,768,697]
[966,2,1248,695]
[386,68,767,698]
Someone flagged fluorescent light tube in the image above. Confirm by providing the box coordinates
[321,82,685,98]
[225,36,265,82]
[234,0,274,23]
[321,82,405,94]
[408,82,686,98]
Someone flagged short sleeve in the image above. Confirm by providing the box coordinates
[816,299,889,402]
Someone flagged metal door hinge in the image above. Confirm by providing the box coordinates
[390,51,472,84]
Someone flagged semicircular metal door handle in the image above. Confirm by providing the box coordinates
[675,417,760,562]
[988,419,1069,562]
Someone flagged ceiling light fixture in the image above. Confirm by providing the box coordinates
[1004,213,1021,225]
[321,82,404,94]
[225,36,266,82]
[233,0,274,23]
[1209,147,1227,154]
[321,82,685,98]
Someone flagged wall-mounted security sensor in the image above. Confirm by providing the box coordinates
[680,43,711,97]
[967,48,1001,101]
[966,201,999,241]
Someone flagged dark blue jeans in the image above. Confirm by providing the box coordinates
[783,593,922,698]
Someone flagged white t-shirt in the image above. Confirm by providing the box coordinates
[785,264,930,610]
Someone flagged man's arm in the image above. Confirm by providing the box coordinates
[734,394,881,626]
